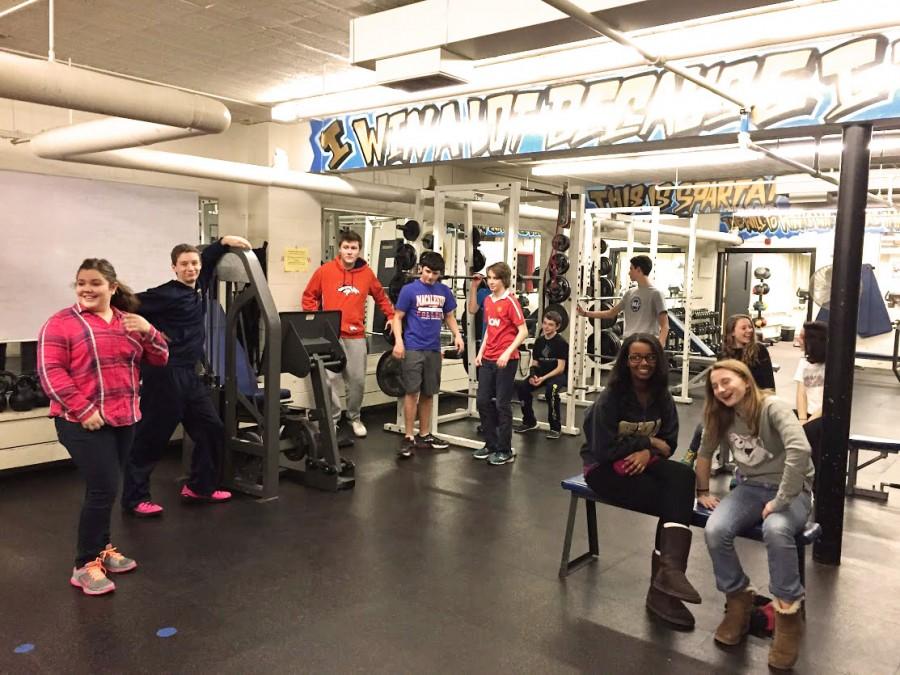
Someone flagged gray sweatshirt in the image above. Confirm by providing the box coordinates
[700,396,815,512]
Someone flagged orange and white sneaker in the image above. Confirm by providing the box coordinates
[99,544,137,573]
[70,559,115,596]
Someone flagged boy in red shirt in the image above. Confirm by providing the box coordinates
[302,230,394,438]
[473,262,528,465]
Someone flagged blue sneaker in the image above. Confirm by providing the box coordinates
[473,445,491,460]
[488,450,516,465]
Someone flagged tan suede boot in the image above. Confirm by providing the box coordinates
[646,551,695,629]
[652,525,702,604]
[768,598,804,670]
[714,587,755,646]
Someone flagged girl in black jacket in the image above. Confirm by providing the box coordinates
[721,314,776,391]
[581,333,700,629]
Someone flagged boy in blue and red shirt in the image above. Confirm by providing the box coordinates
[473,262,528,465]
[391,251,464,458]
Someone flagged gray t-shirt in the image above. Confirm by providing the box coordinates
[620,284,667,337]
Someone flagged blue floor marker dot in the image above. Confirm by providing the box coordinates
[156,627,177,638]
[14,643,35,654]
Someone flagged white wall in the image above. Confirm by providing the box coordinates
[0,98,326,314]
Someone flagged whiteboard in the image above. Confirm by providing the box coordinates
[0,170,198,342]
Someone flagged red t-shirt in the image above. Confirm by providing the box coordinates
[482,291,525,361]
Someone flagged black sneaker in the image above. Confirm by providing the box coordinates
[397,436,415,459]
[514,421,538,434]
[416,433,449,450]
[473,445,491,460]
[545,429,561,439]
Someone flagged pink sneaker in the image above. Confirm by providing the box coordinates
[131,501,164,517]
[180,485,232,503]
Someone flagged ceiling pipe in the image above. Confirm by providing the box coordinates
[30,118,205,157]
[0,52,231,132]
[594,217,743,246]
[540,0,753,114]
[738,130,898,208]
[35,144,561,223]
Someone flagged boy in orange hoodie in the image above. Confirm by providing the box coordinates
[302,230,394,438]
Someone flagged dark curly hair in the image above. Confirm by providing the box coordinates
[607,333,669,397]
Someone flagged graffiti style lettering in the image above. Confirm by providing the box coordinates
[587,178,778,215]
[311,32,900,172]
[753,48,818,127]
[318,119,352,171]
[545,83,586,149]
[434,102,462,161]
[509,91,542,154]
[352,114,389,167]
[486,93,515,155]
[702,58,758,129]
[821,36,890,121]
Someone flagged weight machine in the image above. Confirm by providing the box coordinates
[204,249,355,498]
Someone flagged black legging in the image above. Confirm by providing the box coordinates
[803,417,823,486]
[55,419,135,568]
[585,459,696,548]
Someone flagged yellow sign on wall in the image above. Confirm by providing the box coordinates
[284,247,309,272]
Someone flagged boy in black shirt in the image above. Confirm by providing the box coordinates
[514,310,568,439]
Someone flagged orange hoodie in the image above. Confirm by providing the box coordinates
[301,257,394,339]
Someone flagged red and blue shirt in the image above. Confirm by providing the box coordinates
[37,304,169,426]
[482,291,525,361]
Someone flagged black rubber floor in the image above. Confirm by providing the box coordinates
[2,377,899,674]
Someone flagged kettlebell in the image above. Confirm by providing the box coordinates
[9,376,36,412]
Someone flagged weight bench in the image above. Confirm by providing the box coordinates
[847,434,900,502]
[559,474,822,583]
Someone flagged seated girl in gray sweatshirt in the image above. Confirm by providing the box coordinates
[696,359,815,671]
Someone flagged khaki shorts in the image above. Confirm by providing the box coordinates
[401,350,442,395]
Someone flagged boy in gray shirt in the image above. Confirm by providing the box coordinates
[577,254,669,346]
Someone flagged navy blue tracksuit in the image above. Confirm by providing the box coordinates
[122,241,227,508]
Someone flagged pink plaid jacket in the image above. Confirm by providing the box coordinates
[37,304,169,426]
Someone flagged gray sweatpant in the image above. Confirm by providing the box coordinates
[327,337,368,423]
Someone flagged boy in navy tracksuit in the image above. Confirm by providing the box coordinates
[122,235,251,516]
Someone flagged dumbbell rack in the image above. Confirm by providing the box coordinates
[666,307,721,356]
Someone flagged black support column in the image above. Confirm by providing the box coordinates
[813,123,872,565]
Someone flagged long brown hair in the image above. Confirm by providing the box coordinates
[78,258,141,313]
[721,314,760,366]
[702,359,771,450]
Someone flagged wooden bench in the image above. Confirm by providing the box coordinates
[847,434,900,502]
[560,474,822,582]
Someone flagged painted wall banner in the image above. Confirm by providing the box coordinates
[727,210,900,239]
[310,33,900,173]
[585,178,780,215]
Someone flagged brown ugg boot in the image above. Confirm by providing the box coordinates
[646,551,695,629]
[652,525,702,604]
[714,587,755,646]
[768,598,804,670]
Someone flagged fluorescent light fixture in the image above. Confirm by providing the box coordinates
[532,145,754,176]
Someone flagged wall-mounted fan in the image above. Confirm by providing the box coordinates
[810,265,832,308]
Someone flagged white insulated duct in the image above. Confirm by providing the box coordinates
[0,52,231,132]
[30,118,205,157]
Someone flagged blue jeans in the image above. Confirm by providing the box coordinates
[704,483,811,601]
